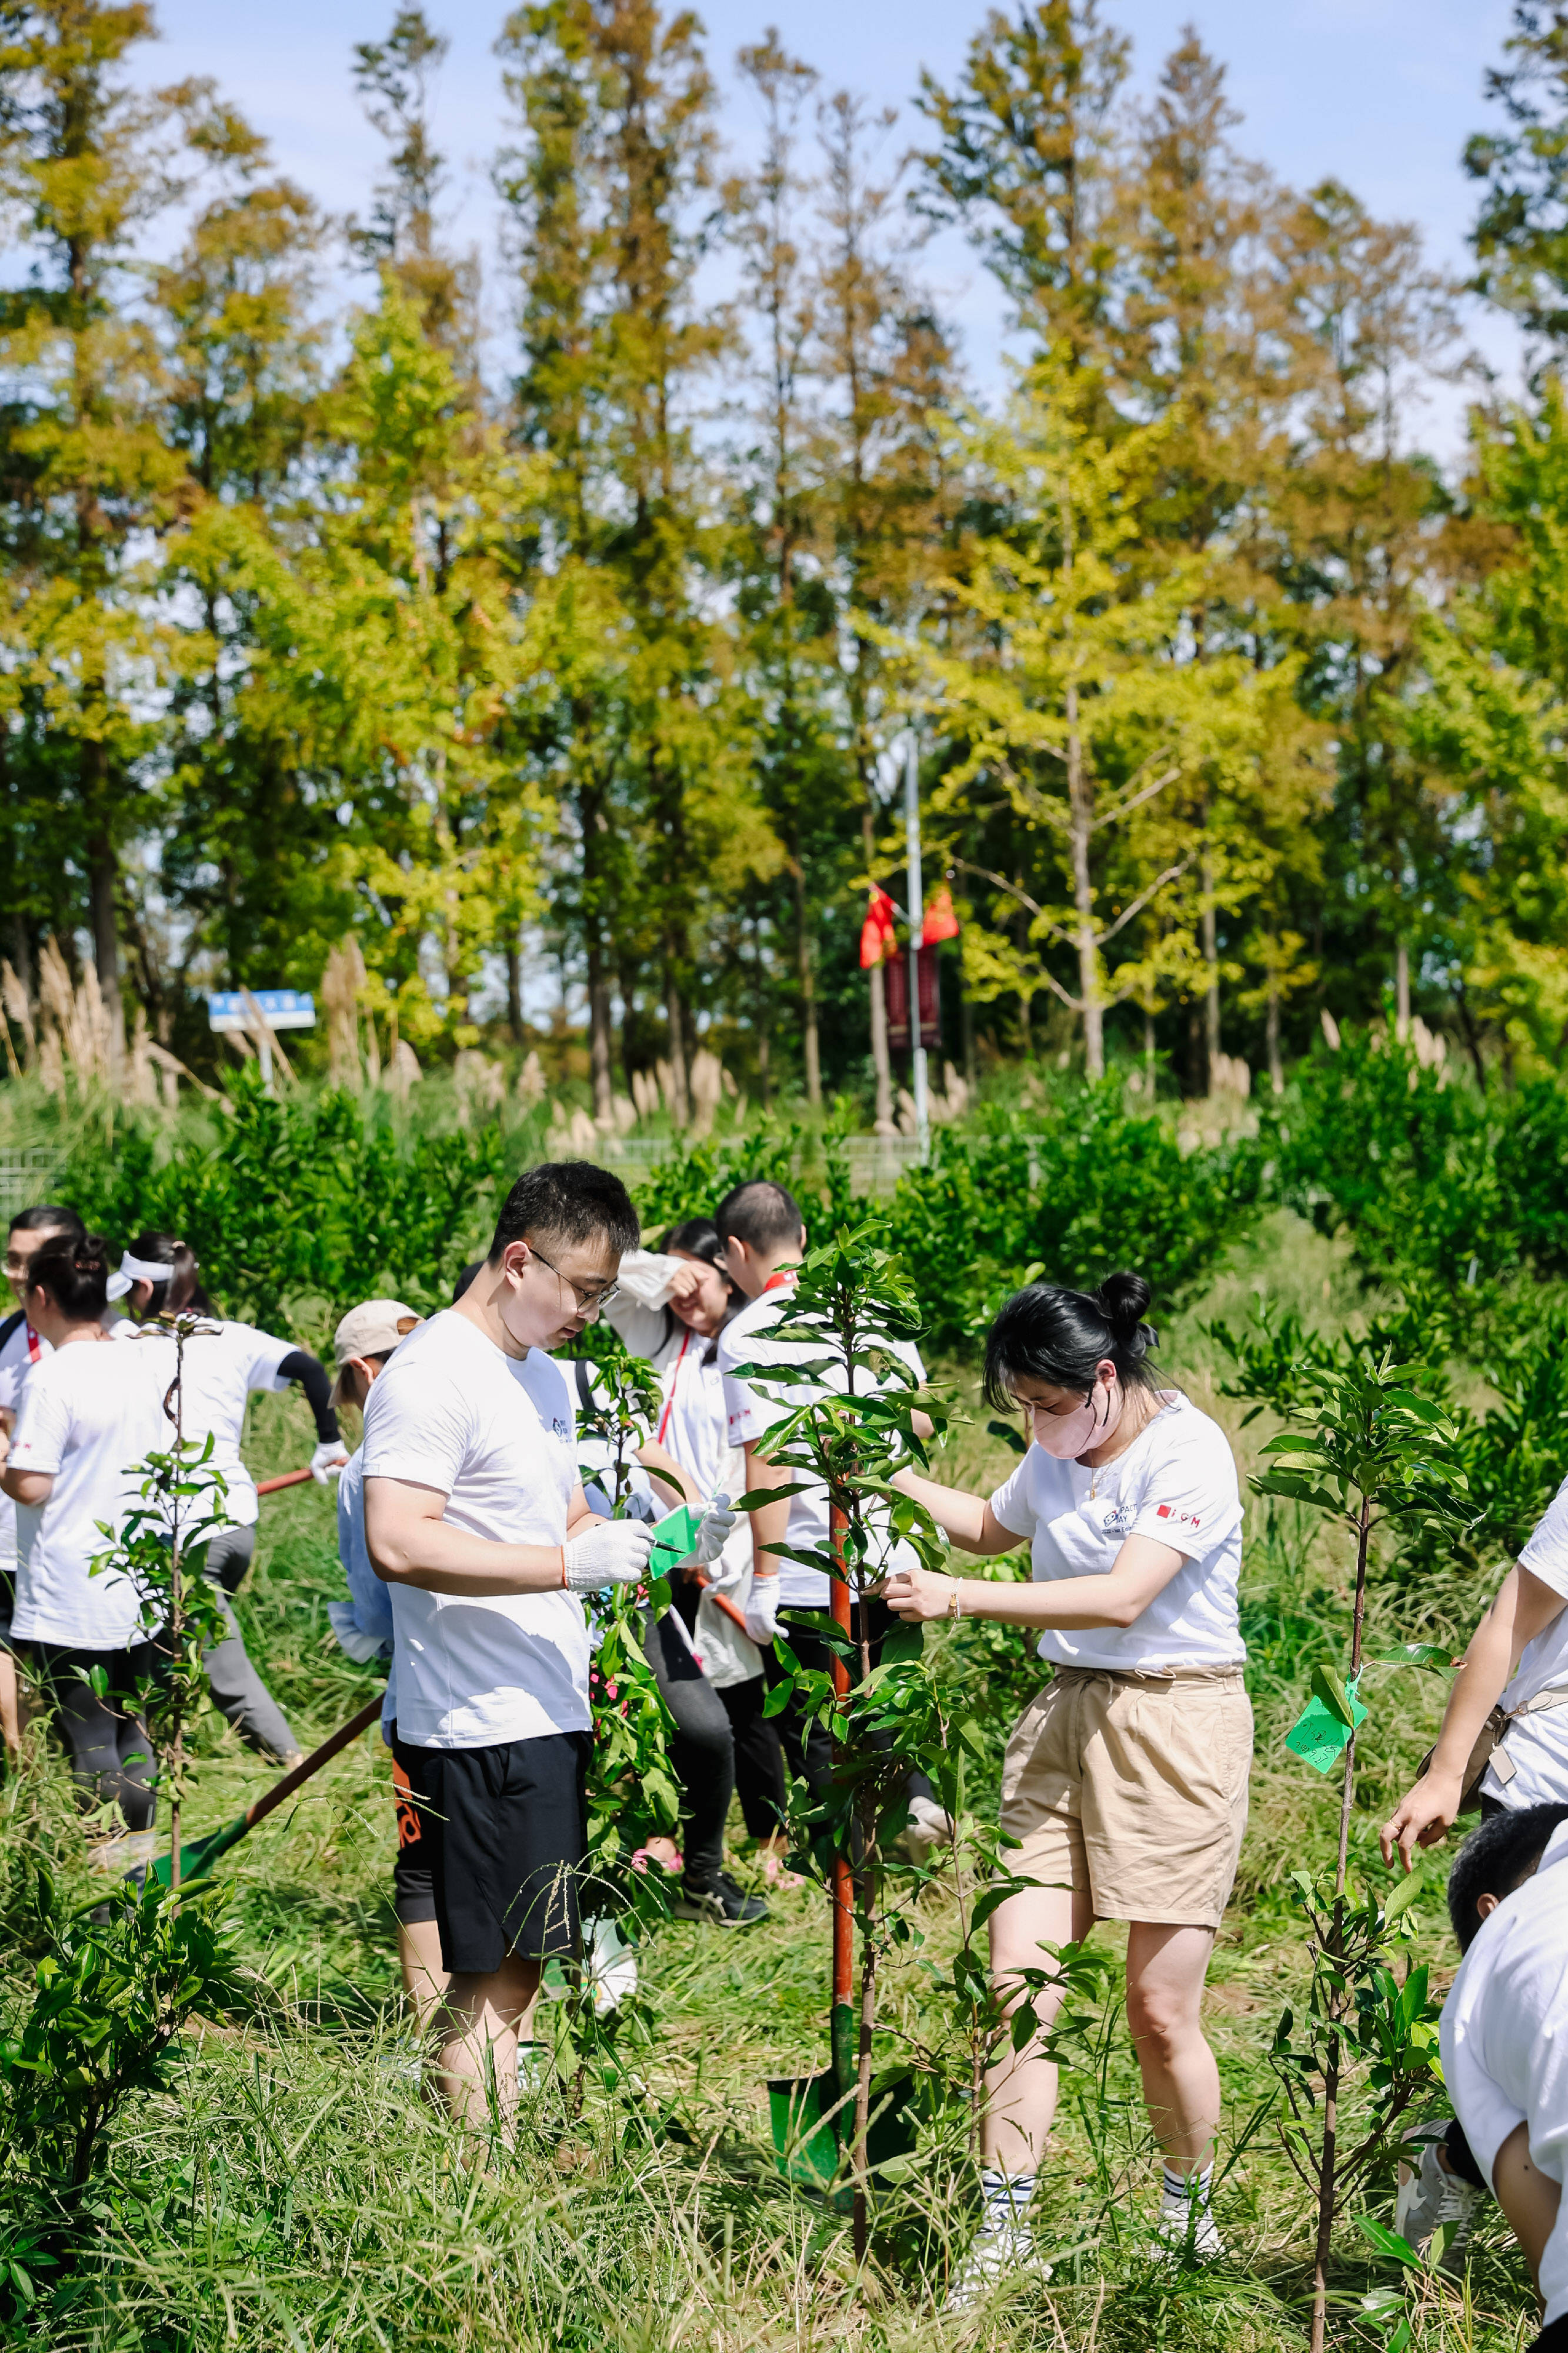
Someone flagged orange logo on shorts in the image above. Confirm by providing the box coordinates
[392,1755,422,1849]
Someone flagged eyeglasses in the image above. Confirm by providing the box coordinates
[526,1242,621,1317]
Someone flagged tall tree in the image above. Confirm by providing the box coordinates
[1467,2,1568,349]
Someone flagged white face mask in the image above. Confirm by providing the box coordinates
[1032,1378,1124,1460]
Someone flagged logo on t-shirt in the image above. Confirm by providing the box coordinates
[551,1416,571,1441]
[1156,1504,1203,1530]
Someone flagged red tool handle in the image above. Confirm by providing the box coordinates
[244,1691,385,1832]
[255,1468,315,1495]
[830,1504,854,2012]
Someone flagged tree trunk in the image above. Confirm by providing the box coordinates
[1454,979,1487,1089]
[1394,938,1410,1041]
[1065,686,1102,1079]
[664,948,691,1125]
[1200,846,1220,1089]
[585,928,614,1125]
[85,769,124,1076]
[793,851,820,1108]
[506,941,525,1045]
[960,953,978,1094]
[862,808,894,1131]
[1144,1008,1156,1084]
[1266,968,1284,1097]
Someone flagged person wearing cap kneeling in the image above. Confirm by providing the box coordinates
[322,1299,445,2021]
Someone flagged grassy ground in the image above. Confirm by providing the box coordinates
[0,1209,1547,2350]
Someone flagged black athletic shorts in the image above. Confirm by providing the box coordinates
[389,1727,435,1927]
[402,1729,589,1975]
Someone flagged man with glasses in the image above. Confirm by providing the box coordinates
[363,1160,728,2129]
[0,1203,84,1759]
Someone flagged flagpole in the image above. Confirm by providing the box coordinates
[905,731,929,1161]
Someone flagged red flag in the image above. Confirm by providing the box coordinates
[859,886,898,970]
[922,886,960,946]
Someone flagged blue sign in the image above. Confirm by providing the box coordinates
[207,989,316,1034]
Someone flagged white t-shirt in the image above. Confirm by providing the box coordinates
[111,1318,295,1529]
[719,1286,925,1612]
[0,1308,49,1571]
[361,1308,586,1749]
[8,1333,181,1648]
[1441,1819,1568,2327]
[337,1445,396,1739]
[1482,1474,1568,1807]
[989,1394,1246,1674]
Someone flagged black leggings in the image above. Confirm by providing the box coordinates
[642,1609,734,1889]
[764,1599,933,1810]
[22,1638,165,1832]
[718,1675,789,1838]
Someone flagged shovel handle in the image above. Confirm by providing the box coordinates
[255,1468,316,1495]
[243,1691,385,1832]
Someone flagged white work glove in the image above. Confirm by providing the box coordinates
[743,1575,780,1647]
[326,1601,390,1665]
[563,1518,655,1595]
[311,1439,350,1485]
[684,1494,737,1570]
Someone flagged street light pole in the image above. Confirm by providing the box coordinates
[905,730,929,1159]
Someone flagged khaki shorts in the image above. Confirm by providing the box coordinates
[999,1665,1252,1931]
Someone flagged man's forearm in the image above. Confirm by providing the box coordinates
[366,1502,568,1597]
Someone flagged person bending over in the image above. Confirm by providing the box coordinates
[363,1159,730,2129]
[716,1178,951,1865]
[0,1201,84,1761]
[0,1235,179,1862]
[883,1274,1252,2302]
[1441,1804,1568,2349]
[107,1231,342,1764]
[1381,1466,1568,2263]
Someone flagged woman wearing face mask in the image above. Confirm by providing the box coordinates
[881,1272,1249,2302]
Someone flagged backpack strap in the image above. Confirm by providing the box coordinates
[0,1308,26,1357]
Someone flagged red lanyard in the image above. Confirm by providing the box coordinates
[763,1271,796,1294]
[655,1326,692,1448]
[25,1323,39,1363]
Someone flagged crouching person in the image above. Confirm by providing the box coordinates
[1442,1803,1568,2347]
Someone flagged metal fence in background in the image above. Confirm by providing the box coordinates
[0,1149,62,1218]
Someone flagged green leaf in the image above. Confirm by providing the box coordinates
[1356,2214,1424,2271]
[1381,1872,1424,1928]
[1310,1662,1356,1729]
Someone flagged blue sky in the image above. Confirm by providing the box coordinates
[143,0,1523,448]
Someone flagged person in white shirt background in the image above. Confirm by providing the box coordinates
[715,1178,951,1864]
[0,1200,84,1761]
[320,1297,444,2021]
[1380,1468,1568,2261]
[107,1231,349,1765]
[362,1160,732,2129]
[882,1271,1252,2299]
[0,1233,179,1859]
[1437,1802,1568,2351]
[603,1213,788,1903]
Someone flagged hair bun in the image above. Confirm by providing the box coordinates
[1093,1271,1153,1346]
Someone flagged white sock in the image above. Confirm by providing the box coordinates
[1162,2162,1213,2212]
[980,2166,1036,2226]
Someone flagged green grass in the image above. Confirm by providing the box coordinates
[0,1209,1548,2350]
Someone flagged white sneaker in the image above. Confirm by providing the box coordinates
[945,2212,1049,2311]
[1152,2199,1224,2261]
[583,1914,639,2017]
[898,1795,956,1866]
[1395,2129,1483,2272]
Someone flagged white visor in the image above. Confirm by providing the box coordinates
[105,1251,176,1302]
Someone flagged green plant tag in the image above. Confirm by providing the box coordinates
[1286,1672,1368,1775]
[648,1505,702,1580]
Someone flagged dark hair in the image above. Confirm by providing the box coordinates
[125,1231,218,1319]
[27,1230,111,1322]
[714,1178,804,1254]
[1447,1801,1568,1954]
[983,1272,1160,1413]
[9,1202,83,1243]
[452,1259,482,1304]
[488,1160,639,1262]
[662,1215,739,1360]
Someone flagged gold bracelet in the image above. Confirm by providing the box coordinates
[947,1577,962,1622]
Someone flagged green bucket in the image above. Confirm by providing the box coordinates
[766,2066,920,2197]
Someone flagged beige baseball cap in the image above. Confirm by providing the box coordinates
[330,1299,421,1404]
